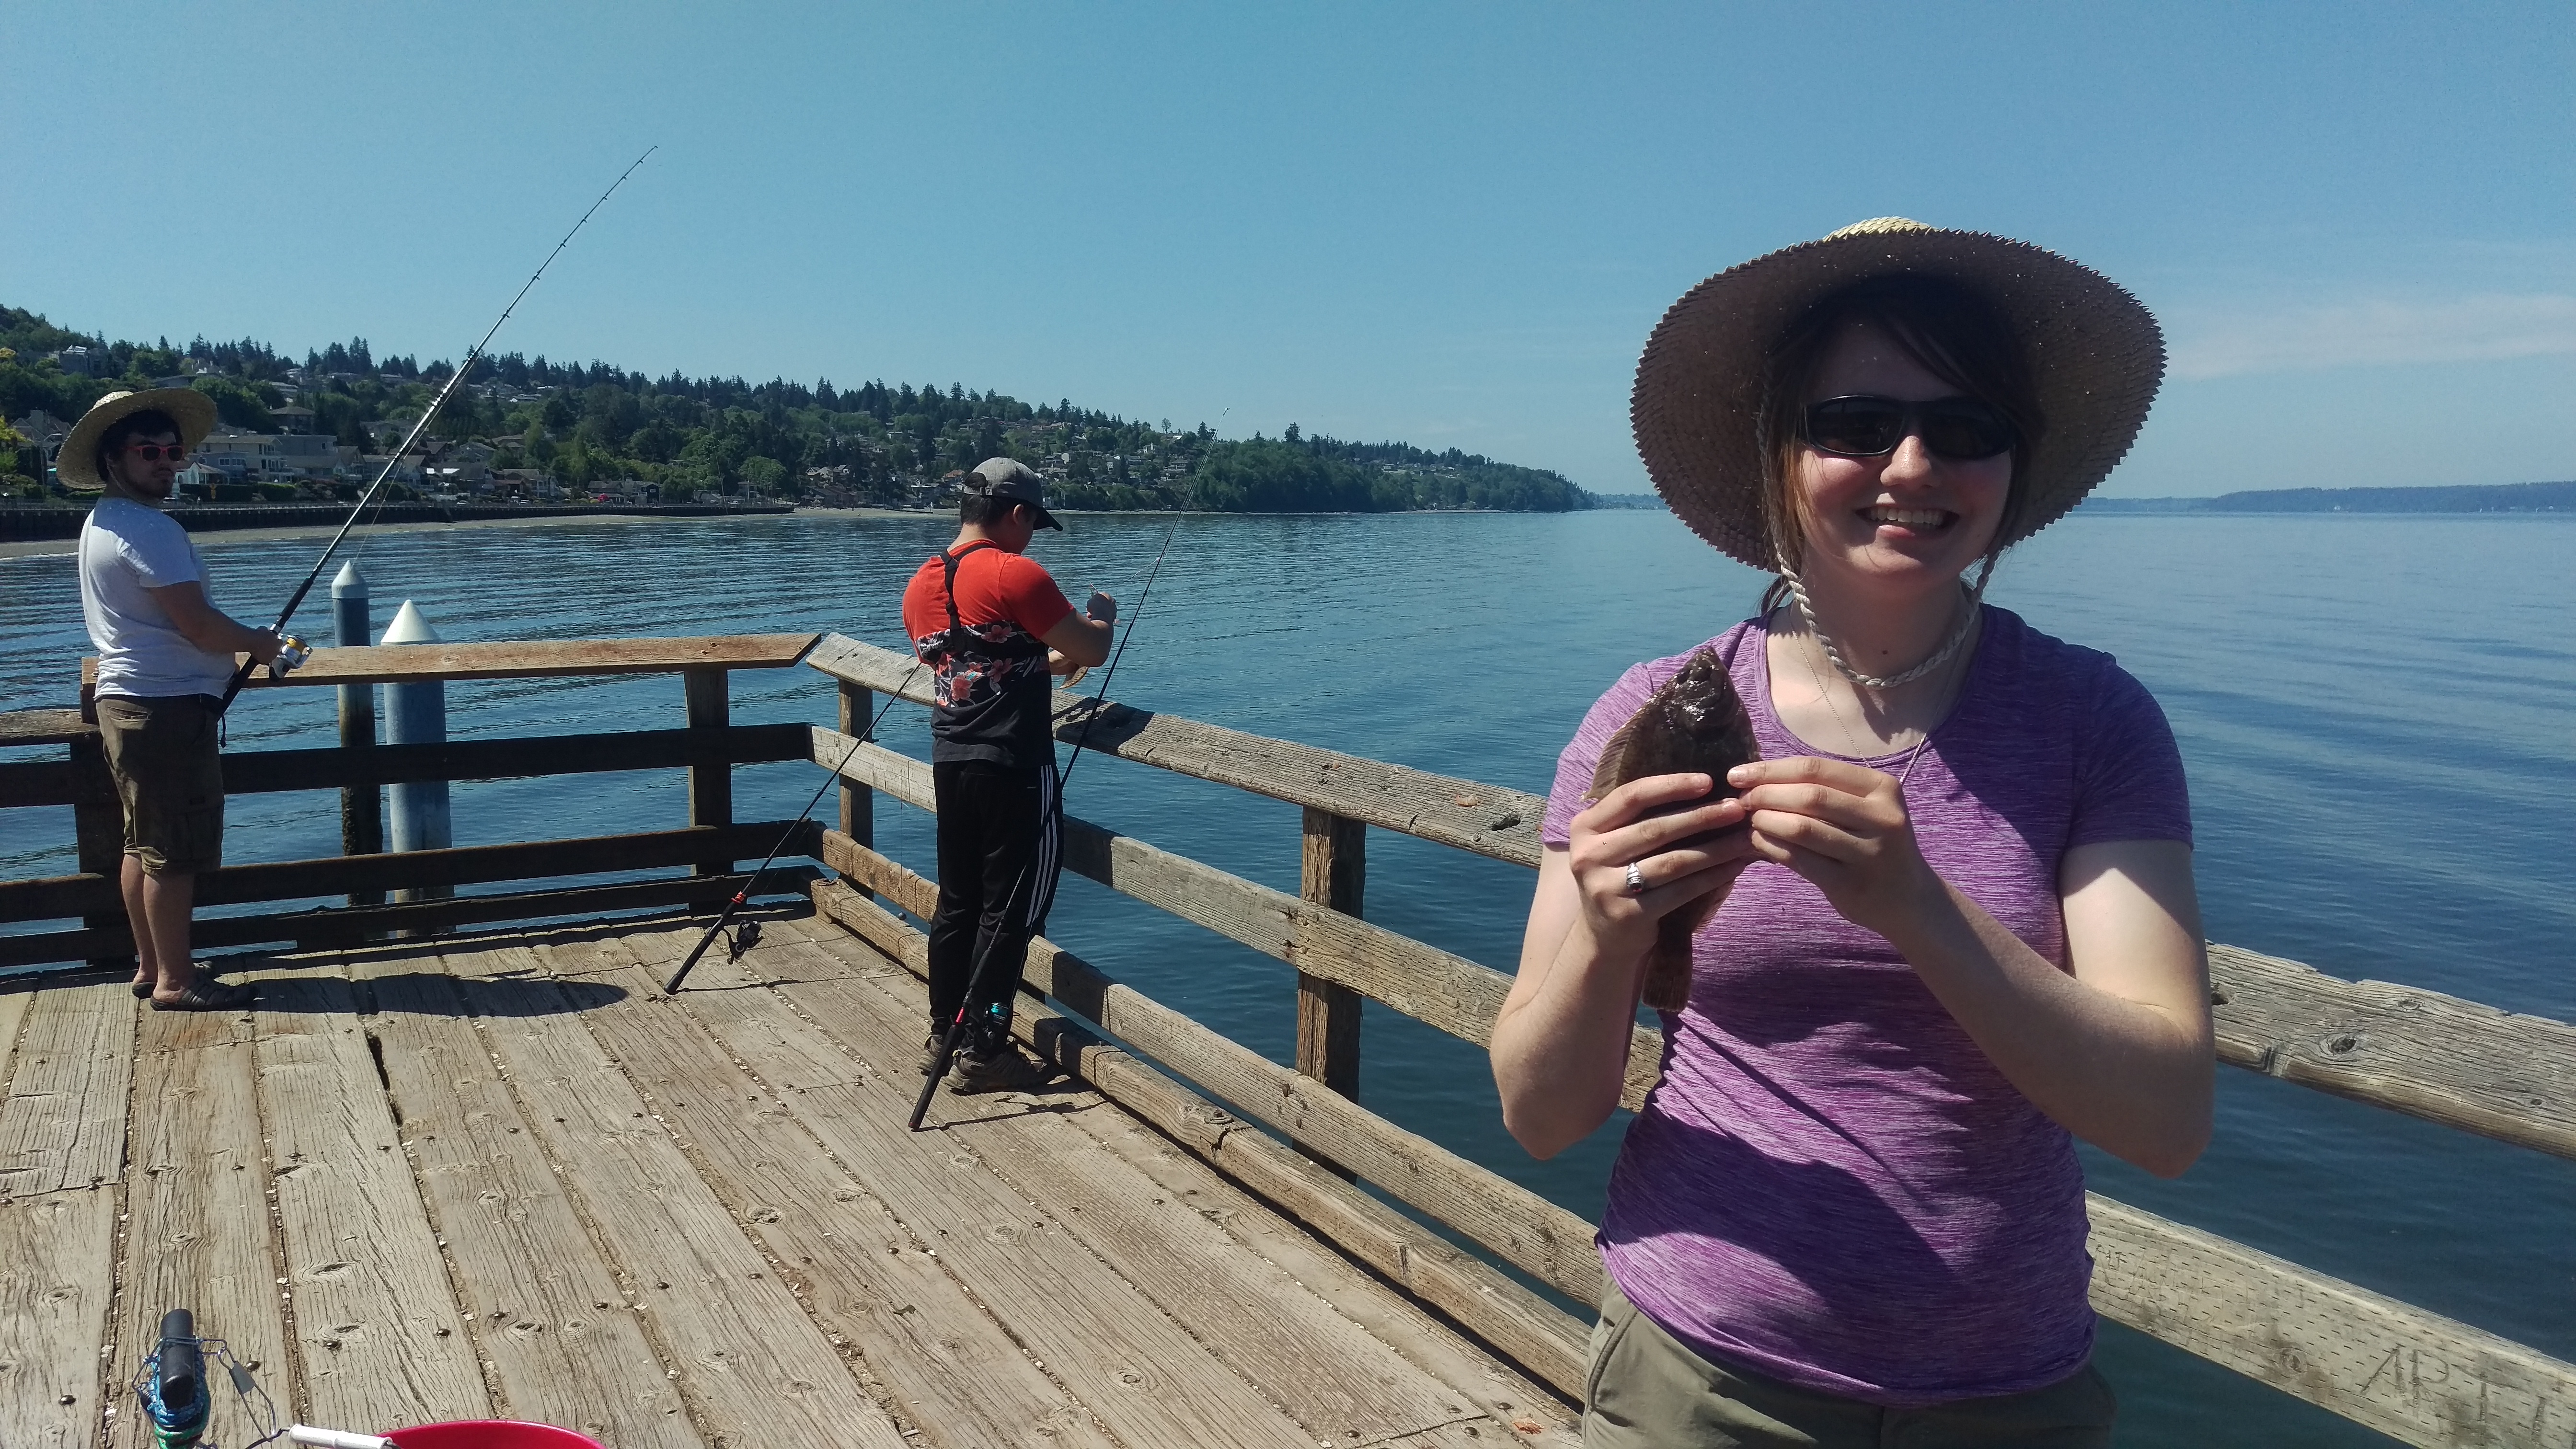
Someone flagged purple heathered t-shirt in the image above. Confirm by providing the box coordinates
[1541,606,2191,1406]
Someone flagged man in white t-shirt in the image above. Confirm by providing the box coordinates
[65,389,283,1011]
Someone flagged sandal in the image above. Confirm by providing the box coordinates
[149,975,256,1012]
[129,977,153,1000]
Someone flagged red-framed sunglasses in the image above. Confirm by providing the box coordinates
[121,443,190,462]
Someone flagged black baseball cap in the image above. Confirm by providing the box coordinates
[966,457,1062,530]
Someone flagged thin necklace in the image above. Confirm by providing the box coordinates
[1782,603,1976,796]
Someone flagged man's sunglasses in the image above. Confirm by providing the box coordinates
[1801,395,2017,461]
[121,443,189,462]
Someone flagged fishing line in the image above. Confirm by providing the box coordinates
[215,147,656,714]
[662,657,925,995]
[909,514,1183,1130]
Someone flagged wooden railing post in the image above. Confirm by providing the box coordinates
[837,682,874,898]
[685,668,733,875]
[69,691,127,967]
[1297,808,1365,1150]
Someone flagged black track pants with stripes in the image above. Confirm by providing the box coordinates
[926,759,1060,1042]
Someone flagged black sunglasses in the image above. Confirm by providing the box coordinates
[1801,395,2017,461]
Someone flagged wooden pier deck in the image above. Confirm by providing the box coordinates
[0,906,1575,1449]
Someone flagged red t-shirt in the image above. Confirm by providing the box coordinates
[901,541,1074,767]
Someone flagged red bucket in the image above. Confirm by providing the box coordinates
[390,1424,606,1449]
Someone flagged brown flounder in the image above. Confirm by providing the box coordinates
[1584,647,1761,1012]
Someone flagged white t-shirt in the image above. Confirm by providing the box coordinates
[79,496,236,699]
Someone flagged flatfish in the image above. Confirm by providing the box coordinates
[1585,647,1761,1012]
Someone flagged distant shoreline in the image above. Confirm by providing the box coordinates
[2084,479,2572,515]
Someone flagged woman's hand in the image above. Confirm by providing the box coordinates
[1731,757,1942,938]
[1567,772,1757,956]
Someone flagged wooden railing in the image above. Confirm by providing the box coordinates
[0,634,825,968]
[802,632,2576,1449]
[2,626,2565,1444]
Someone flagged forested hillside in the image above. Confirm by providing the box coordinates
[0,305,1591,512]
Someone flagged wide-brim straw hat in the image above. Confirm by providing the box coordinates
[56,387,218,489]
[1631,218,2165,569]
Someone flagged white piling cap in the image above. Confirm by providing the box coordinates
[330,561,367,598]
[381,599,441,645]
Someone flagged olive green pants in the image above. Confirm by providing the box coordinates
[1583,1279,2115,1448]
[95,694,226,877]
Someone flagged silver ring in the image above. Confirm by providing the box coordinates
[1623,862,1647,896]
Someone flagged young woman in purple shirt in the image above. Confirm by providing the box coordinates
[1491,220,2214,1446]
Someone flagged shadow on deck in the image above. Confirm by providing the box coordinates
[0,907,1571,1449]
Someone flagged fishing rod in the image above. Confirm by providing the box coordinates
[662,661,923,995]
[215,147,656,714]
[910,515,1184,1131]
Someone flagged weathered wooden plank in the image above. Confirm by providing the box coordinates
[684,669,734,876]
[808,879,1594,1398]
[2209,943,2576,1162]
[353,957,697,1449]
[573,927,1120,1449]
[0,1189,117,1448]
[84,632,823,690]
[834,683,874,885]
[657,935,1351,1447]
[808,633,1548,866]
[112,1040,292,1449]
[0,823,813,925]
[816,810,1663,1115]
[811,851,1602,1305]
[0,707,92,747]
[3,871,821,970]
[833,964,1489,1444]
[252,971,491,1429]
[0,991,32,1098]
[0,983,136,1196]
[0,724,815,810]
[1298,807,1365,1107]
[437,946,905,1447]
[1057,1100,1580,1439]
[2087,1194,2576,1447]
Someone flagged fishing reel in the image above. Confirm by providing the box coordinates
[724,918,763,963]
[266,635,311,680]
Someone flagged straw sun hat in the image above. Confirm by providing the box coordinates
[56,387,218,490]
[1631,218,2165,570]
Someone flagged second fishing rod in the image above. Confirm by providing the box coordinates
[909,516,1181,1131]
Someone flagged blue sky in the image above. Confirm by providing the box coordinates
[7,2,2568,496]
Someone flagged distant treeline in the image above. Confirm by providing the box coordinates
[2083,481,2573,515]
[0,304,1594,514]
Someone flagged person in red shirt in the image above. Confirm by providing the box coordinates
[900,459,1114,1092]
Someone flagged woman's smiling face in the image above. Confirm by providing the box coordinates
[1791,322,2013,601]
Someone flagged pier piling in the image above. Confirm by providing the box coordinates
[332,562,383,906]
[380,599,452,917]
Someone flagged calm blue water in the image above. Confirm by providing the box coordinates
[3,509,2569,1447]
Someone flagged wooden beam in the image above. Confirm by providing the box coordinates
[2085,1195,2576,1446]
[81,632,822,690]
[804,711,2576,1163]
[1298,808,1366,1174]
[0,821,812,924]
[835,682,874,898]
[2208,943,2576,1162]
[813,846,1603,1302]
[684,669,733,875]
[806,877,1596,1398]
[808,730,1668,1112]
[0,723,815,809]
[66,732,124,967]
[0,709,92,747]
[0,869,819,969]
[810,862,2576,1446]
[807,633,1548,866]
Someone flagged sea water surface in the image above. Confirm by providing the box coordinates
[3,508,2570,1447]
